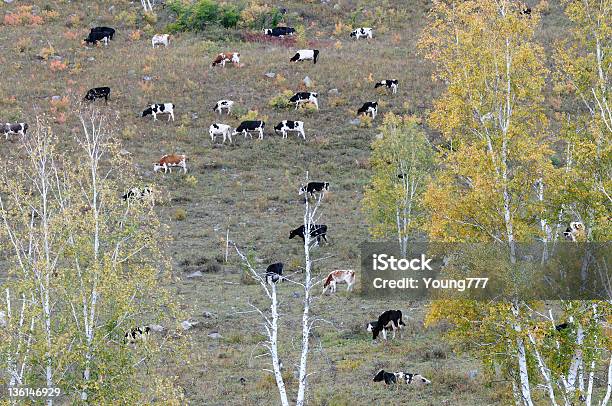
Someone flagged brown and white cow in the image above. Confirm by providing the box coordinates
[322,270,355,294]
[153,154,187,174]
[211,52,240,68]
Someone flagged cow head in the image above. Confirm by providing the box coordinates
[373,370,386,382]
[263,29,272,35]
[142,107,153,117]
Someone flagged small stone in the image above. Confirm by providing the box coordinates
[202,311,215,318]
[292,292,300,298]
[265,72,276,78]
[51,95,61,101]
[349,118,361,126]
[208,331,223,339]
[88,57,95,62]
[468,370,478,380]
[142,75,152,81]
[148,324,164,332]
[181,320,199,330]
[328,88,339,95]
[187,271,203,278]
[303,76,313,87]
[119,149,131,156]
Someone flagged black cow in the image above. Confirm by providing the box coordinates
[299,182,329,197]
[373,370,431,386]
[84,31,111,46]
[233,120,265,140]
[265,262,283,284]
[124,326,150,343]
[264,27,295,37]
[373,369,398,385]
[366,320,394,334]
[357,101,378,119]
[289,224,328,245]
[371,310,405,340]
[2,122,28,139]
[375,79,399,94]
[84,87,111,103]
[90,26,115,40]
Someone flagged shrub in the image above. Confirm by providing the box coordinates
[173,208,187,221]
[143,12,158,26]
[167,0,242,32]
[240,1,281,29]
[4,6,44,26]
[268,90,294,109]
[49,60,68,72]
[220,5,241,28]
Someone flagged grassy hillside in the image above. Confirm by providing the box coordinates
[0,1,572,404]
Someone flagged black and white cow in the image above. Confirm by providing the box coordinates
[213,100,234,115]
[375,79,399,94]
[357,101,378,119]
[289,92,319,110]
[290,49,319,64]
[84,87,111,103]
[366,320,393,334]
[274,120,305,139]
[374,370,431,386]
[209,123,233,143]
[299,182,329,197]
[289,224,328,245]
[124,326,150,344]
[2,123,28,139]
[265,262,283,284]
[142,103,175,121]
[264,27,295,37]
[90,26,115,40]
[122,186,152,202]
[350,27,373,39]
[234,120,265,140]
[84,31,111,46]
[371,310,405,340]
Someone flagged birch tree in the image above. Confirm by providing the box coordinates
[362,114,433,257]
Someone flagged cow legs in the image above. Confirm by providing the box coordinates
[152,112,157,121]
[258,128,263,140]
[313,99,319,110]
[300,129,305,139]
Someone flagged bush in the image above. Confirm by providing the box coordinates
[167,0,243,32]
[240,1,282,29]
[173,208,187,221]
[268,90,294,109]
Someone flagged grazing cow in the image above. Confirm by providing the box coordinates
[153,154,187,174]
[375,79,399,94]
[265,262,283,284]
[209,123,233,144]
[289,92,319,110]
[213,100,234,115]
[84,87,111,103]
[263,27,296,37]
[357,101,378,119]
[84,31,110,46]
[142,103,175,121]
[563,221,585,242]
[124,326,150,344]
[373,370,431,386]
[521,6,532,16]
[371,310,405,340]
[211,52,240,68]
[233,120,265,140]
[350,27,373,39]
[122,186,152,202]
[2,123,28,139]
[299,182,329,197]
[290,49,319,64]
[322,270,355,294]
[152,34,170,48]
[274,120,305,139]
[90,26,115,40]
[289,224,328,245]
[367,320,394,334]
[373,369,399,385]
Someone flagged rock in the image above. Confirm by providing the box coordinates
[142,75,152,82]
[87,57,95,62]
[292,291,300,299]
[375,132,384,140]
[264,72,276,78]
[148,324,164,332]
[328,88,339,95]
[51,95,61,102]
[4,0,15,3]
[349,118,361,126]
[128,69,135,75]
[187,271,203,278]
[208,331,223,339]
[118,149,131,156]
[108,5,115,13]
[468,370,478,380]
[191,113,199,120]
[333,3,341,9]
[181,320,200,330]
[303,76,313,87]
[202,311,215,318]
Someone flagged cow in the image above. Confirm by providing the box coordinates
[322,270,355,294]
[274,120,305,139]
[84,31,110,46]
[122,186,152,202]
[367,320,394,334]
[265,262,283,284]
[211,52,240,68]
[375,79,399,94]
[357,101,378,119]
[142,103,175,121]
[289,224,328,245]
[371,310,405,340]
[213,100,234,115]
[563,221,585,242]
[2,123,28,139]
[299,182,329,197]
[124,326,150,344]
[233,120,265,140]
[90,26,115,40]
[152,34,170,48]
[521,6,532,16]
[290,49,319,64]
[373,370,431,386]
[350,27,373,39]
[289,92,319,110]
[263,27,296,37]
[153,154,187,174]
[84,87,111,103]
[209,123,233,144]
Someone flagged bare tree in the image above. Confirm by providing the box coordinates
[141,0,153,12]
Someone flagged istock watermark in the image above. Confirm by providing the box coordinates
[360,242,611,300]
